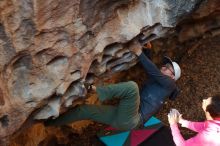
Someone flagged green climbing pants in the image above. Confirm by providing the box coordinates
[45,81,141,130]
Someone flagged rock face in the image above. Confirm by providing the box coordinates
[0,0,203,143]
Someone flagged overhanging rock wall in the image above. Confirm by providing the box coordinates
[0,0,203,142]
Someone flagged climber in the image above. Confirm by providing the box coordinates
[128,38,181,123]
[168,94,220,146]
[44,39,181,130]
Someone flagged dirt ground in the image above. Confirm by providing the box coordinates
[23,35,220,146]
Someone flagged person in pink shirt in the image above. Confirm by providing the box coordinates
[168,94,220,146]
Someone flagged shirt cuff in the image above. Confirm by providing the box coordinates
[179,119,190,127]
[170,123,179,130]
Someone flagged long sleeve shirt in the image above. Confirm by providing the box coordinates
[138,52,177,122]
[170,119,220,146]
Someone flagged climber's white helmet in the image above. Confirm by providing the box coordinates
[163,56,181,81]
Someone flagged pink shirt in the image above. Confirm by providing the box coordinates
[170,119,220,146]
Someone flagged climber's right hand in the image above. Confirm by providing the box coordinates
[129,39,143,56]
